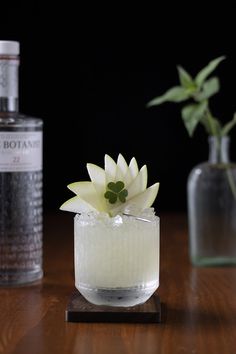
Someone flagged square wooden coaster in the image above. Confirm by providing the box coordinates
[65,290,161,323]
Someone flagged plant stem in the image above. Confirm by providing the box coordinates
[218,136,236,200]
[205,108,218,137]
[204,106,236,200]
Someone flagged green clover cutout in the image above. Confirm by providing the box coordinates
[104,181,128,204]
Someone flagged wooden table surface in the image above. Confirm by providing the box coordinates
[0,212,236,354]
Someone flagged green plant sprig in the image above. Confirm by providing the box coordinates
[147,56,236,138]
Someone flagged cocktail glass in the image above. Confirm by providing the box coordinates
[74,210,159,307]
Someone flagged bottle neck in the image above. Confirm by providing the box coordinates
[0,55,19,113]
[208,136,230,164]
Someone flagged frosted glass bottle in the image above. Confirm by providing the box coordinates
[188,136,236,266]
[0,41,43,285]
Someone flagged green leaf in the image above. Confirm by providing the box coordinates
[200,117,212,135]
[181,101,208,136]
[107,182,116,192]
[177,66,194,88]
[147,86,189,107]
[107,181,124,193]
[201,113,222,136]
[196,77,220,101]
[119,189,128,203]
[104,191,117,204]
[105,181,128,204]
[195,56,225,88]
[115,181,125,192]
[221,113,236,136]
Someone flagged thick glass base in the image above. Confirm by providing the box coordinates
[0,269,43,286]
[191,256,236,267]
[77,282,158,307]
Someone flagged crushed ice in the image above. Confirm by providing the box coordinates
[74,205,157,226]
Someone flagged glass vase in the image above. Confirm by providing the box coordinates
[74,210,159,307]
[188,136,236,266]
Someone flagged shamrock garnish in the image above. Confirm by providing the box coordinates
[60,153,160,216]
[104,181,128,204]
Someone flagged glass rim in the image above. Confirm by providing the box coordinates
[74,210,160,225]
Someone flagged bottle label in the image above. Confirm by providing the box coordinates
[0,132,42,172]
[0,59,18,98]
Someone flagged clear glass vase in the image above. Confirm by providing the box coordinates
[188,136,236,266]
[74,210,159,307]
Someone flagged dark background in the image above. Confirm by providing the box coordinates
[1,4,236,213]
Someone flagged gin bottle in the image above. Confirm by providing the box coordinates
[0,41,43,285]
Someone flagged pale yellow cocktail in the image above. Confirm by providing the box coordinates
[60,153,160,307]
[74,211,159,306]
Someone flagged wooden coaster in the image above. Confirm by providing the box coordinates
[65,290,161,323]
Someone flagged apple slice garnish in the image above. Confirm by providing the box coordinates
[86,163,106,194]
[68,181,104,211]
[129,157,139,179]
[110,182,159,216]
[60,154,160,217]
[115,154,127,180]
[105,154,117,184]
[60,195,96,213]
[127,165,147,199]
